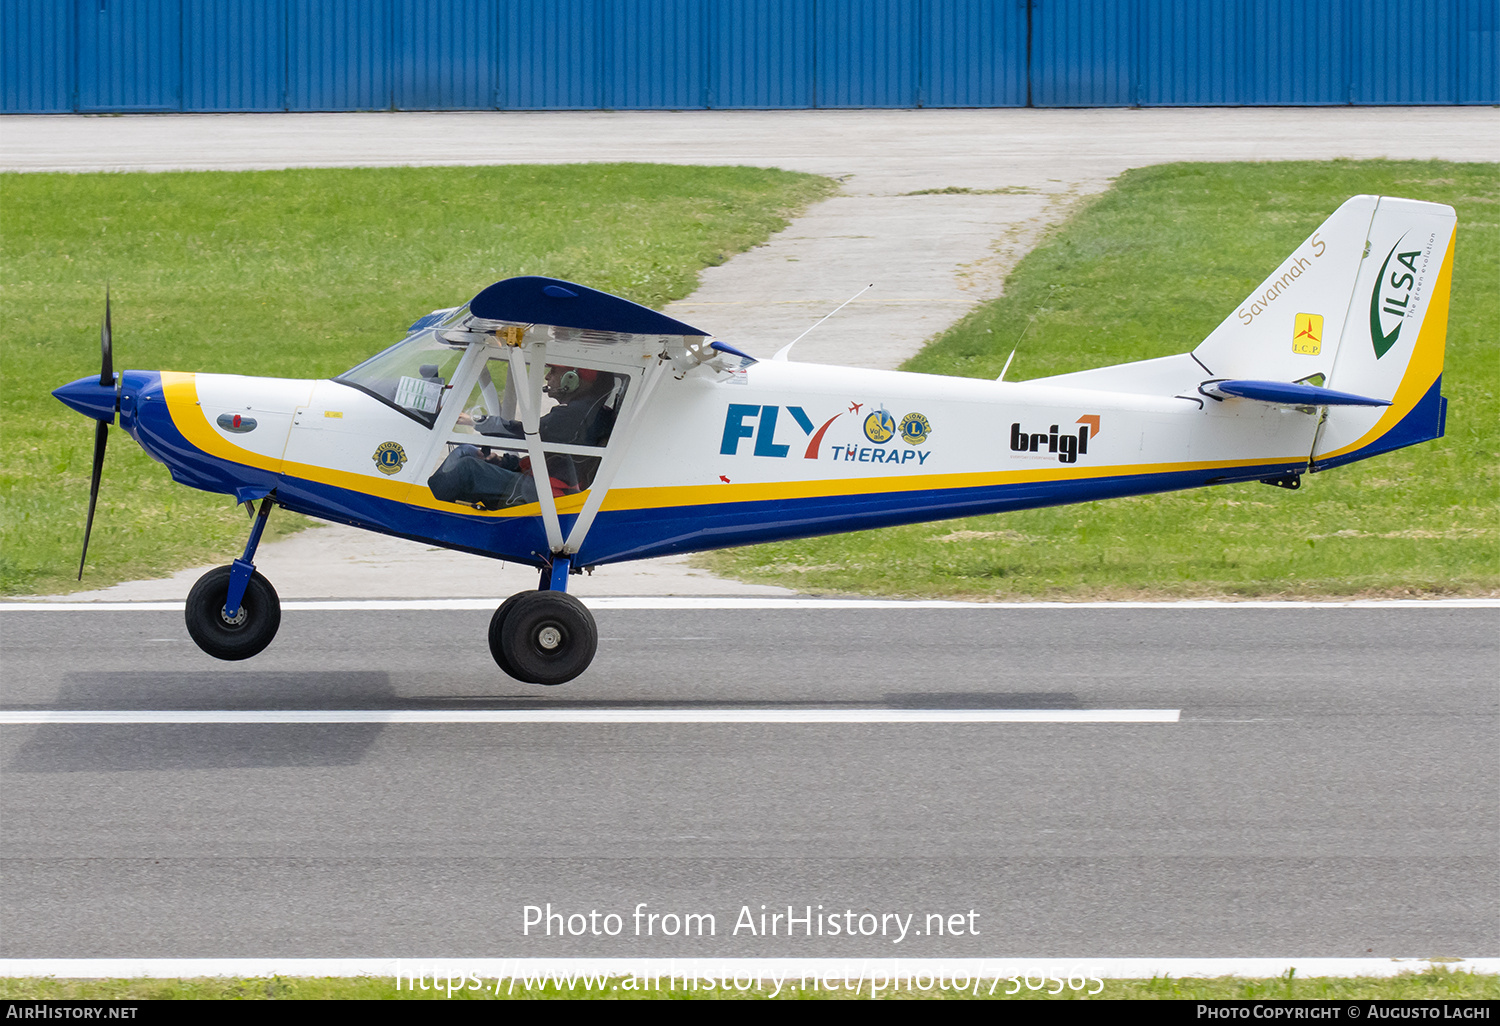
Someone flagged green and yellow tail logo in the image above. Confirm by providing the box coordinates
[1369,236,1420,359]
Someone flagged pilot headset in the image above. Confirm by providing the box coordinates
[548,366,596,397]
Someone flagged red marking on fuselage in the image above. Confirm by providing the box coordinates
[719,475,731,483]
[805,413,844,459]
[848,402,863,414]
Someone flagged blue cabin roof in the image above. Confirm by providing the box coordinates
[469,276,708,337]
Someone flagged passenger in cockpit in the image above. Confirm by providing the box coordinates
[429,366,617,508]
[425,443,552,509]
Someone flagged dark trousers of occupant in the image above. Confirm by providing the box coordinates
[428,444,537,508]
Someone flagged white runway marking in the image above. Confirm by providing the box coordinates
[0,709,1179,725]
[0,956,1493,980]
[3,598,1496,612]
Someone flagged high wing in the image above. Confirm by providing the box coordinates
[420,275,755,574]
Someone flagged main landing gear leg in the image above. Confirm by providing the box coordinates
[184,497,282,661]
[489,555,598,686]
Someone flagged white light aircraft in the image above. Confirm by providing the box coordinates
[53,195,1456,684]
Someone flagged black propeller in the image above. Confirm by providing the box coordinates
[77,290,115,580]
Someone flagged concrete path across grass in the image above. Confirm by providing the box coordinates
[10,107,1496,600]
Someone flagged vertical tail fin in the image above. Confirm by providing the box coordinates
[1191,195,1456,470]
[1193,195,1378,387]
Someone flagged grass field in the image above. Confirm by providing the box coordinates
[1,967,1494,1001]
[0,164,835,596]
[703,161,1499,599]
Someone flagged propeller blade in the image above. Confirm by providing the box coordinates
[100,287,114,387]
[77,419,109,581]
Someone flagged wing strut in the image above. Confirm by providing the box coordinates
[561,358,670,556]
[505,342,565,554]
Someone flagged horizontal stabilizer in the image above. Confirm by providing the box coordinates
[1202,379,1390,407]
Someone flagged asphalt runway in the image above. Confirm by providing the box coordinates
[1,603,1494,959]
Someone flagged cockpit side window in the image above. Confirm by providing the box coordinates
[335,330,466,427]
[427,358,631,509]
[450,357,513,439]
[451,358,627,449]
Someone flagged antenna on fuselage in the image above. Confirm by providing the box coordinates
[997,348,1018,382]
[999,284,1071,382]
[997,315,1032,382]
[772,282,874,362]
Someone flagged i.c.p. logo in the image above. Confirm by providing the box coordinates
[372,441,408,475]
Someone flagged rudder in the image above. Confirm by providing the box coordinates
[1309,198,1456,470]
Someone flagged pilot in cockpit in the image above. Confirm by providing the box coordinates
[427,365,617,508]
[466,365,616,447]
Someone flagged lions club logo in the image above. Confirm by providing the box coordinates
[863,408,896,444]
[899,412,931,445]
[372,441,408,475]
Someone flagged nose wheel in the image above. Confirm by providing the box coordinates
[488,590,597,686]
[185,564,282,660]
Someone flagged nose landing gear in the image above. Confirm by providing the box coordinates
[184,496,281,660]
[184,564,282,660]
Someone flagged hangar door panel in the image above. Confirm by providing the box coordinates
[76,0,181,111]
[1030,0,1135,106]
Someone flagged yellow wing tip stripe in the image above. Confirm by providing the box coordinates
[1319,229,1454,462]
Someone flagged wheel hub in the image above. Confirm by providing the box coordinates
[536,625,563,650]
[219,605,247,627]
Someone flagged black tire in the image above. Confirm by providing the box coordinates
[499,590,597,686]
[184,565,281,661]
[487,591,531,680]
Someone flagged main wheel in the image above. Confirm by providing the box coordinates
[486,591,530,680]
[499,591,597,686]
[184,565,281,661]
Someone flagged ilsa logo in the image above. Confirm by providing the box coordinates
[1010,415,1099,464]
[1369,232,1432,359]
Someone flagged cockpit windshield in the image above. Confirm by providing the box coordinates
[335,319,469,427]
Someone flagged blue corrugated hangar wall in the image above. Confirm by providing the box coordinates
[4,0,1496,113]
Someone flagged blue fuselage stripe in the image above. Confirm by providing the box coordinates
[120,369,1304,568]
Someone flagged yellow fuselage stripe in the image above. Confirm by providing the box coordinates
[161,372,1298,519]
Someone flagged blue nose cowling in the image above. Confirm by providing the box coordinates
[53,376,118,423]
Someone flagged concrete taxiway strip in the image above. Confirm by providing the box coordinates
[0,957,1493,980]
[3,598,1496,613]
[14,108,1496,602]
[11,109,1496,372]
[0,709,1180,725]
